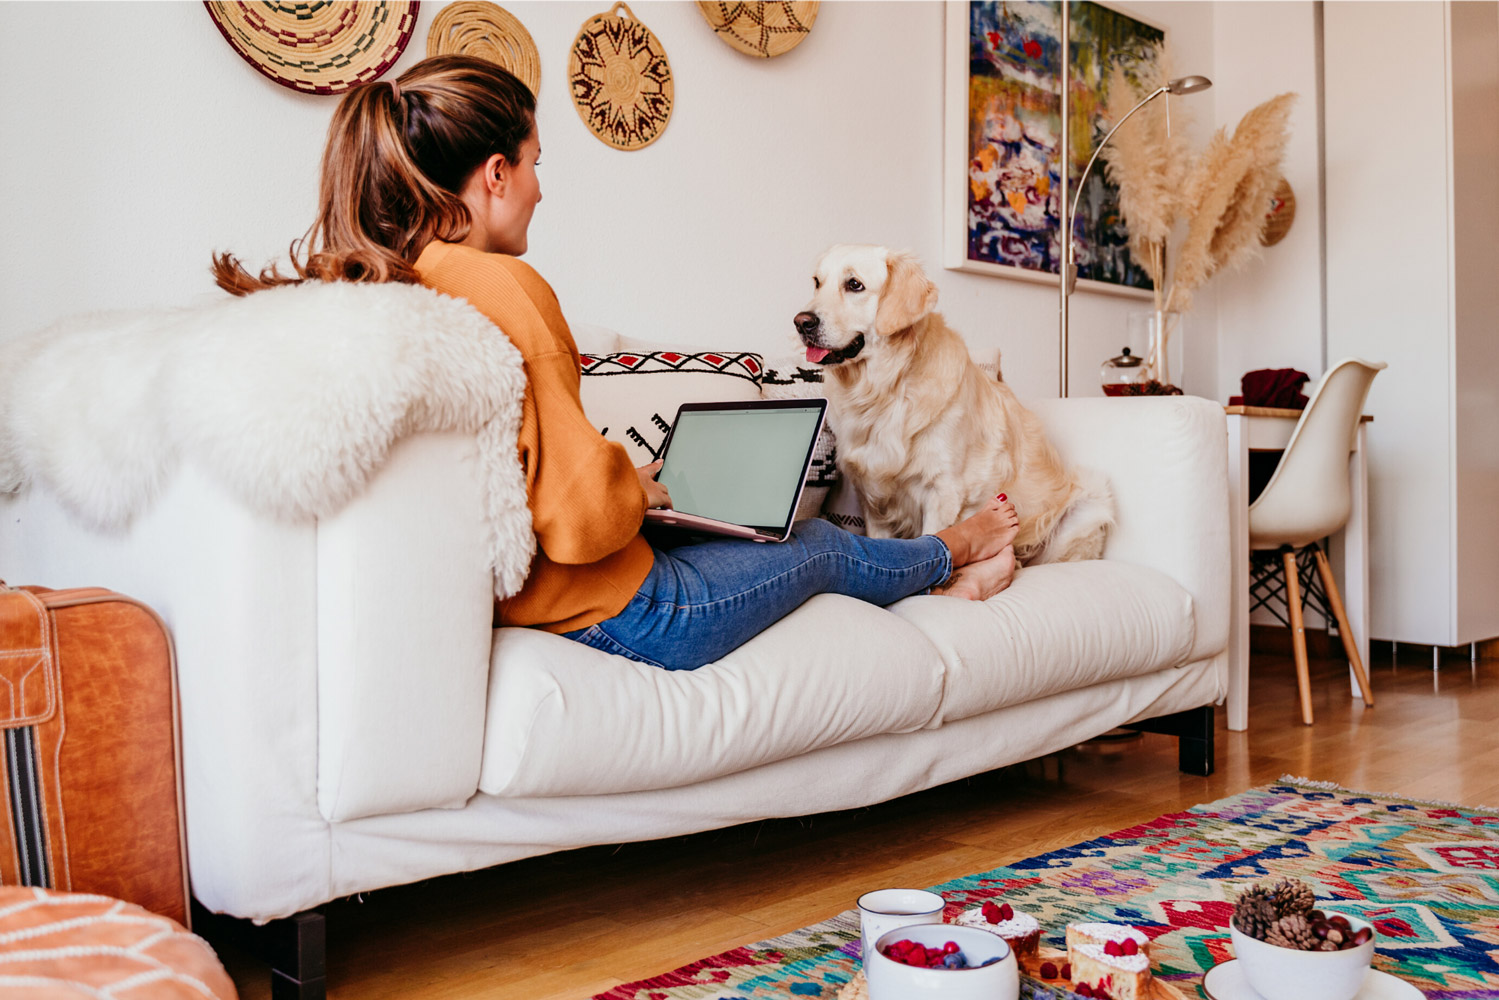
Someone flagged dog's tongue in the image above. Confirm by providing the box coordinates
[806,346,831,364]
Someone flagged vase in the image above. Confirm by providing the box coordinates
[1127,310,1182,388]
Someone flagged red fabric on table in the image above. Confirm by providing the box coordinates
[1228,368,1311,409]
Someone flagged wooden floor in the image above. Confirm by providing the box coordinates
[210,641,1499,999]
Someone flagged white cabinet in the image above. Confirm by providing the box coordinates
[1324,1,1499,646]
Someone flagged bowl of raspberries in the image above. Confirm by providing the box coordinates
[865,923,1018,1000]
[1229,876,1374,1000]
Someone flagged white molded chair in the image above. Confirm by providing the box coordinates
[1248,357,1386,725]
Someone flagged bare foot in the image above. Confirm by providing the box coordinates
[932,544,1017,601]
[936,497,1020,566]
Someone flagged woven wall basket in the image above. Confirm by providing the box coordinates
[203,1,419,96]
[427,1,541,97]
[696,1,819,59]
[1261,176,1297,247]
[568,3,674,151]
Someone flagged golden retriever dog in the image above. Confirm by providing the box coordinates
[793,244,1113,564]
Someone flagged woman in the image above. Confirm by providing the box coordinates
[214,56,1019,671]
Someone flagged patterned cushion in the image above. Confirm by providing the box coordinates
[0,887,237,999]
[578,349,765,466]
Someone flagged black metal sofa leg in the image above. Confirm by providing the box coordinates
[269,910,327,1000]
[192,901,327,1000]
[1124,704,1216,776]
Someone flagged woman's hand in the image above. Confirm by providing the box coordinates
[637,461,673,509]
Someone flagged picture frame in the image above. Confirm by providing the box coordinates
[943,0,1164,298]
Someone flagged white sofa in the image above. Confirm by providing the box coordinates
[0,322,1230,997]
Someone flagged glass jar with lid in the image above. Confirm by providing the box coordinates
[1101,346,1146,396]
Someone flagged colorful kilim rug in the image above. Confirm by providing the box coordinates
[591,779,1499,999]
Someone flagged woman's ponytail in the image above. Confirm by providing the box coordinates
[213,56,535,295]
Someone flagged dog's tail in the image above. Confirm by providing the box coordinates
[1032,467,1114,563]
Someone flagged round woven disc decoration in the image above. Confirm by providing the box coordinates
[426,1,541,97]
[204,1,419,96]
[696,1,819,59]
[569,3,674,151]
[1261,176,1297,246]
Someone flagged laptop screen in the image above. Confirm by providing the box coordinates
[656,402,825,532]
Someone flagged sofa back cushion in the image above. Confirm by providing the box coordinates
[568,322,621,355]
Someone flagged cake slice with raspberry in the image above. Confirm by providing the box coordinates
[952,899,1041,963]
[1065,922,1152,1000]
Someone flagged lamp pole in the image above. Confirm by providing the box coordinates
[1056,63,1212,398]
[1058,0,1070,398]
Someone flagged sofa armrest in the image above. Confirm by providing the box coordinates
[0,430,494,919]
[1028,396,1230,663]
[314,432,494,823]
[1,468,330,919]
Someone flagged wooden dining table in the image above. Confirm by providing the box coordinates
[1224,405,1374,731]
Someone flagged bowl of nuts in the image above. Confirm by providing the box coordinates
[1229,877,1374,1000]
[865,923,1018,1000]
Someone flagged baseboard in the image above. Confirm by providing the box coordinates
[1380,637,1499,663]
[1251,626,1499,663]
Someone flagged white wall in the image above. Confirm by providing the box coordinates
[1209,1,1325,403]
[0,0,1223,405]
[1209,0,1328,629]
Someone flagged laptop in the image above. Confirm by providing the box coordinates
[643,398,829,543]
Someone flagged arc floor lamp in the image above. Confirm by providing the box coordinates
[1056,0,1211,397]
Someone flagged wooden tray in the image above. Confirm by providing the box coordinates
[837,946,1190,999]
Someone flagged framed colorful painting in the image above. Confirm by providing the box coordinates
[943,0,1163,297]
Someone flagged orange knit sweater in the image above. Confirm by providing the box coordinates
[415,241,654,633]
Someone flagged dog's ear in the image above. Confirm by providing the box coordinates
[875,251,939,337]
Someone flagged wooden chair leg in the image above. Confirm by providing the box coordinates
[1284,549,1314,725]
[1314,547,1375,707]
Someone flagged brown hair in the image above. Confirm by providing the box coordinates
[212,55,536,295]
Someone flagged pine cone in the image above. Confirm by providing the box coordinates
[1271,914,1318,951]
[1272,877,1315,917]
[1232,885,1279,940]
[1235,883,1273,913]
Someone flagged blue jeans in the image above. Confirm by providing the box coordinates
[561,518,951,671]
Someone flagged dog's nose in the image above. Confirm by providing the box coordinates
[794,312,820,337]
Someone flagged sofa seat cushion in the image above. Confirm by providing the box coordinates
[478,593,946,798]
[889,560,1196,727]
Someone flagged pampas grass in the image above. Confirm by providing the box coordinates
[1101,46,1188,299]
[1099,69,1297,381]
[1168,92,1297,313]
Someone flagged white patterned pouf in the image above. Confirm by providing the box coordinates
[0,887,237,999]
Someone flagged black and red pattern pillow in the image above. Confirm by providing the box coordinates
[578,349,767,467]
[578,350,763,382]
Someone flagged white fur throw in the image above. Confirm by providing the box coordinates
[0,281,535,598]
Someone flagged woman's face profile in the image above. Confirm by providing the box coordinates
[462,124,543,256]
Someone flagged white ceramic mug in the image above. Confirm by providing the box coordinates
[856,888,946,961]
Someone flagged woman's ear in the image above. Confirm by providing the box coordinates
[875,251,939,337]
[482,153,509,197]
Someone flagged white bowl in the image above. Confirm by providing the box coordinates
[865,923,1019,1000]
[1230,912,1374,1000]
